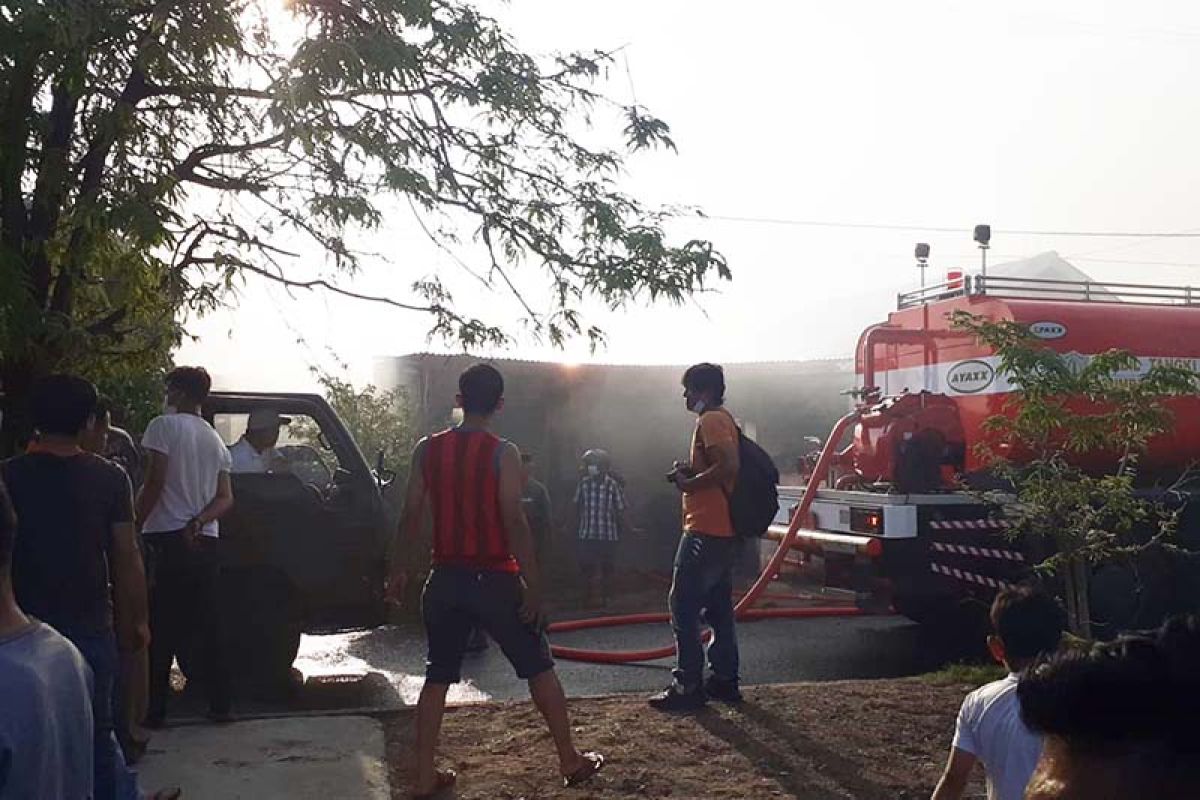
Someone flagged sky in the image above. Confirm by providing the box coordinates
[178,0,1200,391]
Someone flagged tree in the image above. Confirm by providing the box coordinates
[294,369,416,486]
[952,311,1199,636]
[0,0,728,453]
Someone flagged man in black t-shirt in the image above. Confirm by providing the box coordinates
[2,375,168,800]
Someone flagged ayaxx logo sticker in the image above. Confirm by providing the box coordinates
[946,360,996,394]
[1029,321,1067,340]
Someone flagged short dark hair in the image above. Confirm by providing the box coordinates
[30,374,99,436]
[1018,615,1200,793]
[991,585,1065,662]
[166,366,212,404]
[458,364,504,415]
[0,479,15,571]
[682,362,725,404]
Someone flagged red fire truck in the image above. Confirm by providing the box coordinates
[772,259,1200,629]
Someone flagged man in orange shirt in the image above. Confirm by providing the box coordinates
[650,363,742,711]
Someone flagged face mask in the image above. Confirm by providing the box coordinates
[587,465,600,477]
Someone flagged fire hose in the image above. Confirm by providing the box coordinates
[547,410,867,664]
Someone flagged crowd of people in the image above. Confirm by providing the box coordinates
[0,368,236,799]
[2,359,1198,799]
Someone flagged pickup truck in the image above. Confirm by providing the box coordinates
[179,391,393,695]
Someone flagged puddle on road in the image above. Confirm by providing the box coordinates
[294,629,491,706]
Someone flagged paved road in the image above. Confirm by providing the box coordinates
[276,611,968,709]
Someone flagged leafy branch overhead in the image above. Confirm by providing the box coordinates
[0,0,728,375]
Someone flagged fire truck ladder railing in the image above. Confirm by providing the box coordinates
[898,274,1200,309]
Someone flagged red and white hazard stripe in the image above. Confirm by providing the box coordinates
[929,519,1009,531]
[930,562,1014,590]
[930,541,1025,562]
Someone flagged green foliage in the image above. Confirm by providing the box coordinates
[921,662,1006,687]
[951,311,1200,632]
[294,370,417,488]
[0,0,727,452]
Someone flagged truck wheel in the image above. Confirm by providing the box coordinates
[176,570,303,700]
[221,567,304,700]
[892,592,950,625]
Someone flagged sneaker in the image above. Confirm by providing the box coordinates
[648,683,706,711]
[704,676,743,704]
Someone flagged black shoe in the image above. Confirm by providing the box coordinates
[648,683,706,711]
[704,676,743,704]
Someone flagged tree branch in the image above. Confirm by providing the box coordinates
[0,47,38,254]
[190,256,437,314]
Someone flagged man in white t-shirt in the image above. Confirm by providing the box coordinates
[136,366,235,726]
[931,586,1066,800]
[228,408,291,474]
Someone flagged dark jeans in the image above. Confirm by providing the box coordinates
[145,533,232,718]
[669,532,740,690]
[63,628,139,800]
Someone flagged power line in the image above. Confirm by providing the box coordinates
[1071,256,1200,268]
[696,214,1200,239]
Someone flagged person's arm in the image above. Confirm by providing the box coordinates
[933,698,980,800]
[614,482,632,536]
[675,418,739,495]
[135,449,167,527]
[185,471,233,538]
[110,473,150,653]
[385,440,428,604]
[930,747,977,800]
[499,443,544,627]
[568,481,582,536]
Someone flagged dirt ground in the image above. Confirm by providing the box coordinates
[384,678,987,800]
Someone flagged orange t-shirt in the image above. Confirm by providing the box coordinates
[682,408,738,536]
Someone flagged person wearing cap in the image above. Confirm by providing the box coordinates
[571,449,628,608]
[228,408,291,474]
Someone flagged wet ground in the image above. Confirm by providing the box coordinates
[166,609,977,721]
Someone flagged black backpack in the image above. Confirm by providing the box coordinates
[726,426,781,539]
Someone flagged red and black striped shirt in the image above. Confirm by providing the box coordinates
[422,428,519,573]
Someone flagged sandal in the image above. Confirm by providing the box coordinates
[412,769,457,799]
[563,752,605,788]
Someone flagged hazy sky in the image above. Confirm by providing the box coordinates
[179,0,1200,391]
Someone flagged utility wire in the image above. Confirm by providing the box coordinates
[697,214,1200,239]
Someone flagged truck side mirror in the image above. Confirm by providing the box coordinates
[375,449,396,490]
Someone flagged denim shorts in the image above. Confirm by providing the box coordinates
[422,567,554,684]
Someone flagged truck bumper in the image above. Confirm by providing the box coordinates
[765,524,891,611]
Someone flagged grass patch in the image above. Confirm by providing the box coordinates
[921,662,1007,687]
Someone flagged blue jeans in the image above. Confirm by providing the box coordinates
[63,628,141,800]
[669,533,740,690]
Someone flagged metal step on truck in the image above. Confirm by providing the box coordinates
[768,253,1200,630]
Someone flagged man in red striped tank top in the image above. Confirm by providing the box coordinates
[386,364,604,798]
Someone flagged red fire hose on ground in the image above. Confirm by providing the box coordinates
[547,410,868,664]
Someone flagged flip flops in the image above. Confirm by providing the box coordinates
[411,769,457,799]
[563,751,606,788]
[411,754,602,798]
